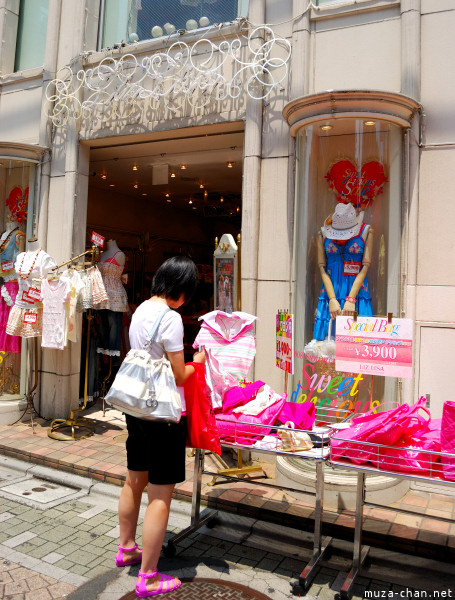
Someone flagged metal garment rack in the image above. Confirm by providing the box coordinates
[164,423,333,594]
[330,441,455,600]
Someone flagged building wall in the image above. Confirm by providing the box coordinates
[0,0,453,418]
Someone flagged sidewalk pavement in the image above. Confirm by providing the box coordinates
[0,455,454,600]
[0,406,455,600]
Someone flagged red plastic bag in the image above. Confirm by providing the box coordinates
[184,362,221,455]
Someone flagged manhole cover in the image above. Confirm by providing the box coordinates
[119,578,273,600]
[0,477,82,508]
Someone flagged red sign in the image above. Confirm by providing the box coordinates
[1,261,14,272]
[23,312,37,324]
[91,231,105,247]
[27,287,41,301]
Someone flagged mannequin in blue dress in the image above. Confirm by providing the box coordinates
[313,202,374,341]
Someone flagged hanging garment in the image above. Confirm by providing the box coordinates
[0,228,24,282]
[0,281,21,352]
[76,266,108,311]
[61,269,84,343]
[193,310,257,379]
[95,253,128,312]
[6,249,56,338]
[313,224,373,341]
[40,278,71,350]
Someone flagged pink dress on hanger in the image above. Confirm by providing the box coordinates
[96,251,128,312]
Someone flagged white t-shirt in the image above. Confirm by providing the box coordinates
[129,300,186,411]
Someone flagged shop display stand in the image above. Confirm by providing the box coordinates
[48,246,100,441]
[10,338,43,431]
[164,420,334,594]
[330,439,455,599]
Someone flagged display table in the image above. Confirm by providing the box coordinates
[165,420,332,594]
[330,439,455,599]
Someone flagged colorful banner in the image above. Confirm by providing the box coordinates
[335,315,413,378]
[276,312,294,374]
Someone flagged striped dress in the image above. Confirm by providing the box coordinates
[193,310,257,379]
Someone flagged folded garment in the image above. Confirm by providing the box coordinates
[232,384,284,416]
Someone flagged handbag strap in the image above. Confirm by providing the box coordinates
[143,307,171,351]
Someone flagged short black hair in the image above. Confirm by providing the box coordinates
[151,256,198,302]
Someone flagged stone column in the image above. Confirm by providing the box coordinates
[400,0,421,406]
[240,0,265,377]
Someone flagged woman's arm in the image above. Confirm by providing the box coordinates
[167,348,205,386]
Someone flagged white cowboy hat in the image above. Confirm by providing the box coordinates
[322,203,364,240]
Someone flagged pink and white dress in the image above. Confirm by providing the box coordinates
[96,251,128,312]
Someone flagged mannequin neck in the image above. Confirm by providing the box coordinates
[27,239,41,252]
[106,239,119,251]
[5,220,17,233]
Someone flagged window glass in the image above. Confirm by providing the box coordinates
[0,160,35,400]
[102,0,248,47]
[14,0,49,71]
[292,118,403,416]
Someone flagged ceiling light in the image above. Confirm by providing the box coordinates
[132,164,138,171]
[320,124,332,131]
[165,193,170,198]
[227,162,233,168]
[170,171,176,178]
[134,184,138,189]
[166,198,172,203]
[200,183,204,189]
[142,193,147,196]
[204,190,208,198]
[364,120,376,126]
[109,184,115,187]
[189,199,193,204]
[220,196,224,203]
[101,173,107,179]
[180,164,187,170]
[237,206,240,213]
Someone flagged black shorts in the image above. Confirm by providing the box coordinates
[125,415,187,485]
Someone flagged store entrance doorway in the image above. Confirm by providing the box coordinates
[81,123,243,405]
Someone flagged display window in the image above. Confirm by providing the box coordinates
[0,160,36,400]
[292,118,403,416]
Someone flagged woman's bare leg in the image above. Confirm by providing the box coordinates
[139,483,180,591]
[118,469,148,563]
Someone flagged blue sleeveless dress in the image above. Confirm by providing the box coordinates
[313,224,373,341]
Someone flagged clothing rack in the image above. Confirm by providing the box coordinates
[48,246,100,441]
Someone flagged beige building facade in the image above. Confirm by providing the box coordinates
[0,0,453,431]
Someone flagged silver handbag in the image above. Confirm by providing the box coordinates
[105,308,182,422]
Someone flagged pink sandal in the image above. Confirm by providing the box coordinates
[135,570,182,597]
[115,543,142,567]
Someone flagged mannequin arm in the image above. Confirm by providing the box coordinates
[342,229,374,314]
[317,232,341,318]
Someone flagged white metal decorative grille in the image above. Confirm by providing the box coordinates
[46,25,291,127]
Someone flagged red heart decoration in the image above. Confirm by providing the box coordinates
[5,186,29,225]
[325,160,387,209]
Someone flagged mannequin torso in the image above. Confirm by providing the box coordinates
[100,239,126,267]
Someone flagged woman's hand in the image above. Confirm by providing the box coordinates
[193,347,206,364]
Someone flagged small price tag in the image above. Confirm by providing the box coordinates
[343,262,361,276]
[22,290,35,304]
[91,231,105,247]
[27,287,41,301]
[1,261,14,272]
[23,312,37,324]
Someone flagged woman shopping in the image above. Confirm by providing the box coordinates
[116,256,205,597]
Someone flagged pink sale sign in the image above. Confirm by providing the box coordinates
[335,316,413,378]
